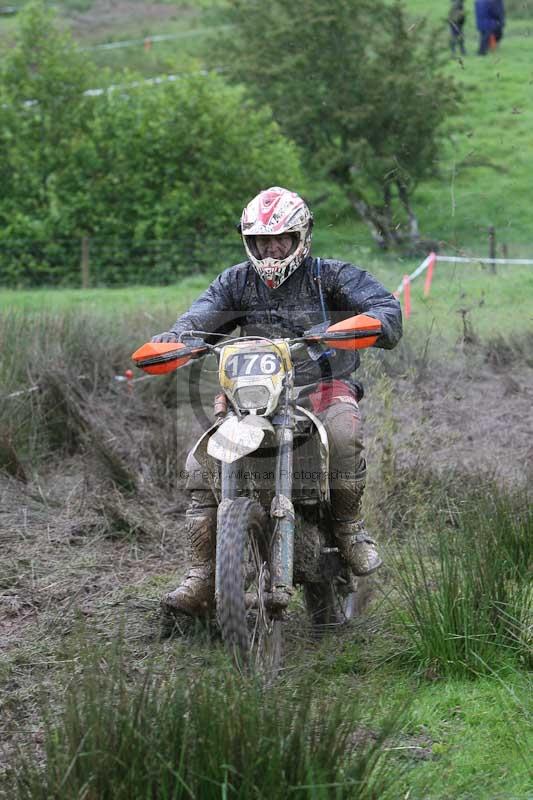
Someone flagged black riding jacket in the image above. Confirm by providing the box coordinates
[168,257,402,392]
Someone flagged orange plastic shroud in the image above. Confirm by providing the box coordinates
[131,341,199,375]
[324,313,382,351]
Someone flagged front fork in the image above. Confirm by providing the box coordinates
[270,406,295,608]
[219,405,296,613]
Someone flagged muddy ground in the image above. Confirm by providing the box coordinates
[384,350,533,485]
[1,349,532,785]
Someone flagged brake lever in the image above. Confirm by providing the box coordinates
[300,321,335,362]
[179,334,208,350]
[291,338,335,362]
[307,343,335,362]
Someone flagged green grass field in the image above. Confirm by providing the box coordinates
[2,253,531,351]
[1,4,532,799]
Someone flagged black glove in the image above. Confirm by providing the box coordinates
[151,331,180,343]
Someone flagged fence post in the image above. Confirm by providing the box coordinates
[81,237,90,288]
[488,226,496,274]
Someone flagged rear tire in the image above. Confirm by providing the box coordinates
[304,579,360,633]
[216,497,282,675]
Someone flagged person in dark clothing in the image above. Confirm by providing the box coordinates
[491,0,505,43]
[476,0,505,54]
[152,187,403,616]
[448,0,466,56]
[475,0,493,54]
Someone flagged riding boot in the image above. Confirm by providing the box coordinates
[162,491,217,616]
[330,465,382,576]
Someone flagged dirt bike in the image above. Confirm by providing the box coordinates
[132,313,381,673]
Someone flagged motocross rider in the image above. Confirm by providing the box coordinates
[152,187,403,616]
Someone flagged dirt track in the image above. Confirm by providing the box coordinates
[1,351,532,783]
[2,355,532,645]
[388,355,533,486]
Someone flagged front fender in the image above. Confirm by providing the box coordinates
[207,415,275,463]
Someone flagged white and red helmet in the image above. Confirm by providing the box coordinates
[240,187,313,289]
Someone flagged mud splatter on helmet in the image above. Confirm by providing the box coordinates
[240,187,313,289]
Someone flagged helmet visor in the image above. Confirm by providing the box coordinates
[244,233,299,261]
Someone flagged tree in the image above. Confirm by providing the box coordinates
[0,0,95,216]
[0,2,302,285]
[55,74,303,283]
[212,0,459,249]
[0,0,96,282]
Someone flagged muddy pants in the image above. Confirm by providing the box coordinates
[307,379,366,521]
[308,379,365,484]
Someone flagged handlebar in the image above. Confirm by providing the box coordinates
[132,314,382,375]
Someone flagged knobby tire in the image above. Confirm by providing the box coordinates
[216,497,281,674]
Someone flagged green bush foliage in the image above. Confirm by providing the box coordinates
[0,1,302,286]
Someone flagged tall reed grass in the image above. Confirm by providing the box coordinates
[14,644,401,800]
[390,484,532,677]
[0,310,179,483]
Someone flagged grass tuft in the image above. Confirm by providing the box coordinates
[390,483,532,677]
[13,641,402,800]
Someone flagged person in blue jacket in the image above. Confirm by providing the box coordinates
[476,0,505,55]
[491,0,505,43]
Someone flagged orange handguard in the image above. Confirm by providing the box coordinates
[324,313,382,351]
[131,341,205,375]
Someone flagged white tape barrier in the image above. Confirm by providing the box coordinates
[394,252,533,297]
[433,256,533,265]
[20,68,223,106]
[82,25,233,52]
[83,69,214,97]
[394,254,432,297]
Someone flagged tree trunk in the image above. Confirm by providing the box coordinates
[341,175,420,250]
[347,191,400,250]
[397,182,420,245]
[383,182,393,232]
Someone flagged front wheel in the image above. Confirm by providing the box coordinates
[216,497,282,675]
